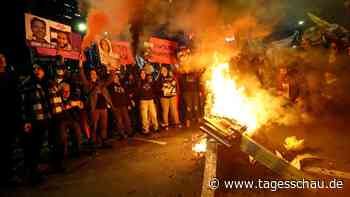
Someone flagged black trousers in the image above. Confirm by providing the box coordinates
[50,114,67,166]
[113,106,132,136]
[23,120,48,176]
[60,118,82,155]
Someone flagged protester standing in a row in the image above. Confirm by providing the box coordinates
[79,57,114,149]
[157,66,181,130]
[109,74,133,139]
[61,83,83,157]
[19,65,51,184]
[179,71,201,128]
[137,69,159,135]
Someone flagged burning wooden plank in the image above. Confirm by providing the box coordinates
[200,117,312,180]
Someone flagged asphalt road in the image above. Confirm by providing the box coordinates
[2,114,350,197]
[1,127,205,197]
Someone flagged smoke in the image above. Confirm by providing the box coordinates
[80,0,142,50]
[168,0,286,73]
[80,0,286,52]
[81,9,109,49]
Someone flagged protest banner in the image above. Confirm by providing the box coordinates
[111,41,134,65]
[148,37,178,64]
[25,13,81,59]
[98,38,134,71]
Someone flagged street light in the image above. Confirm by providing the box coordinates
[298,20,305,26]
[77,22,87,32]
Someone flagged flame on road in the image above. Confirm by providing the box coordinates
[205,60,283,135]
[192,138,207,153]
[208,63,258,132]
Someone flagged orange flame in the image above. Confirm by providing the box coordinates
[205,56,285,135]
[192,138,207,153]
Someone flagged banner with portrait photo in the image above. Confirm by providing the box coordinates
[98,39,135,71]
[148,37,178,65]
[98,38,120,71]
[25,13,81,59]
[110,41,135,65]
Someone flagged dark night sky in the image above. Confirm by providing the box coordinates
[0,0,349,68]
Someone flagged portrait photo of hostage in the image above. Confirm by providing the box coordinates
[98,38,120,71]
[28,17,50,45]
[51,29,72,50]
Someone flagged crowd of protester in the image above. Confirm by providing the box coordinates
[0,50,205,186]
[0,38,349,187]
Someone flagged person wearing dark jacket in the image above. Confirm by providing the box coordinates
[47,67,73,173]
[179,71,201,128]
[157,66,181,130]
[108,74,132,138]
[19,65,51,184]
[125,73,139,132]
[137,69,159,134]
[61,83,83,157]
[79,56,114,148]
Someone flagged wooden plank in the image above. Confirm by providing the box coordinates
[202,118,312,180]
[240,135,311,180]
[201,139,218,197]
[200,126,232,148]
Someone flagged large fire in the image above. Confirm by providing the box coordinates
[193,55,285,153]
[205,58,283,136]
[207,62,258,133]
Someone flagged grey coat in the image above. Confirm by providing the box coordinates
[80,68,114,111]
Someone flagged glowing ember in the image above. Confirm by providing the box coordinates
[192,138,207,153]
[284,136,305,152]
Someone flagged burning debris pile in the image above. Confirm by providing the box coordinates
[193,52,350,180]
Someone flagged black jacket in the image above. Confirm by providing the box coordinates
[137,80,155,100]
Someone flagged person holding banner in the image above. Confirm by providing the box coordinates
[137,70,159,135]
[79,55,114,149]
[157,66,181,130]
